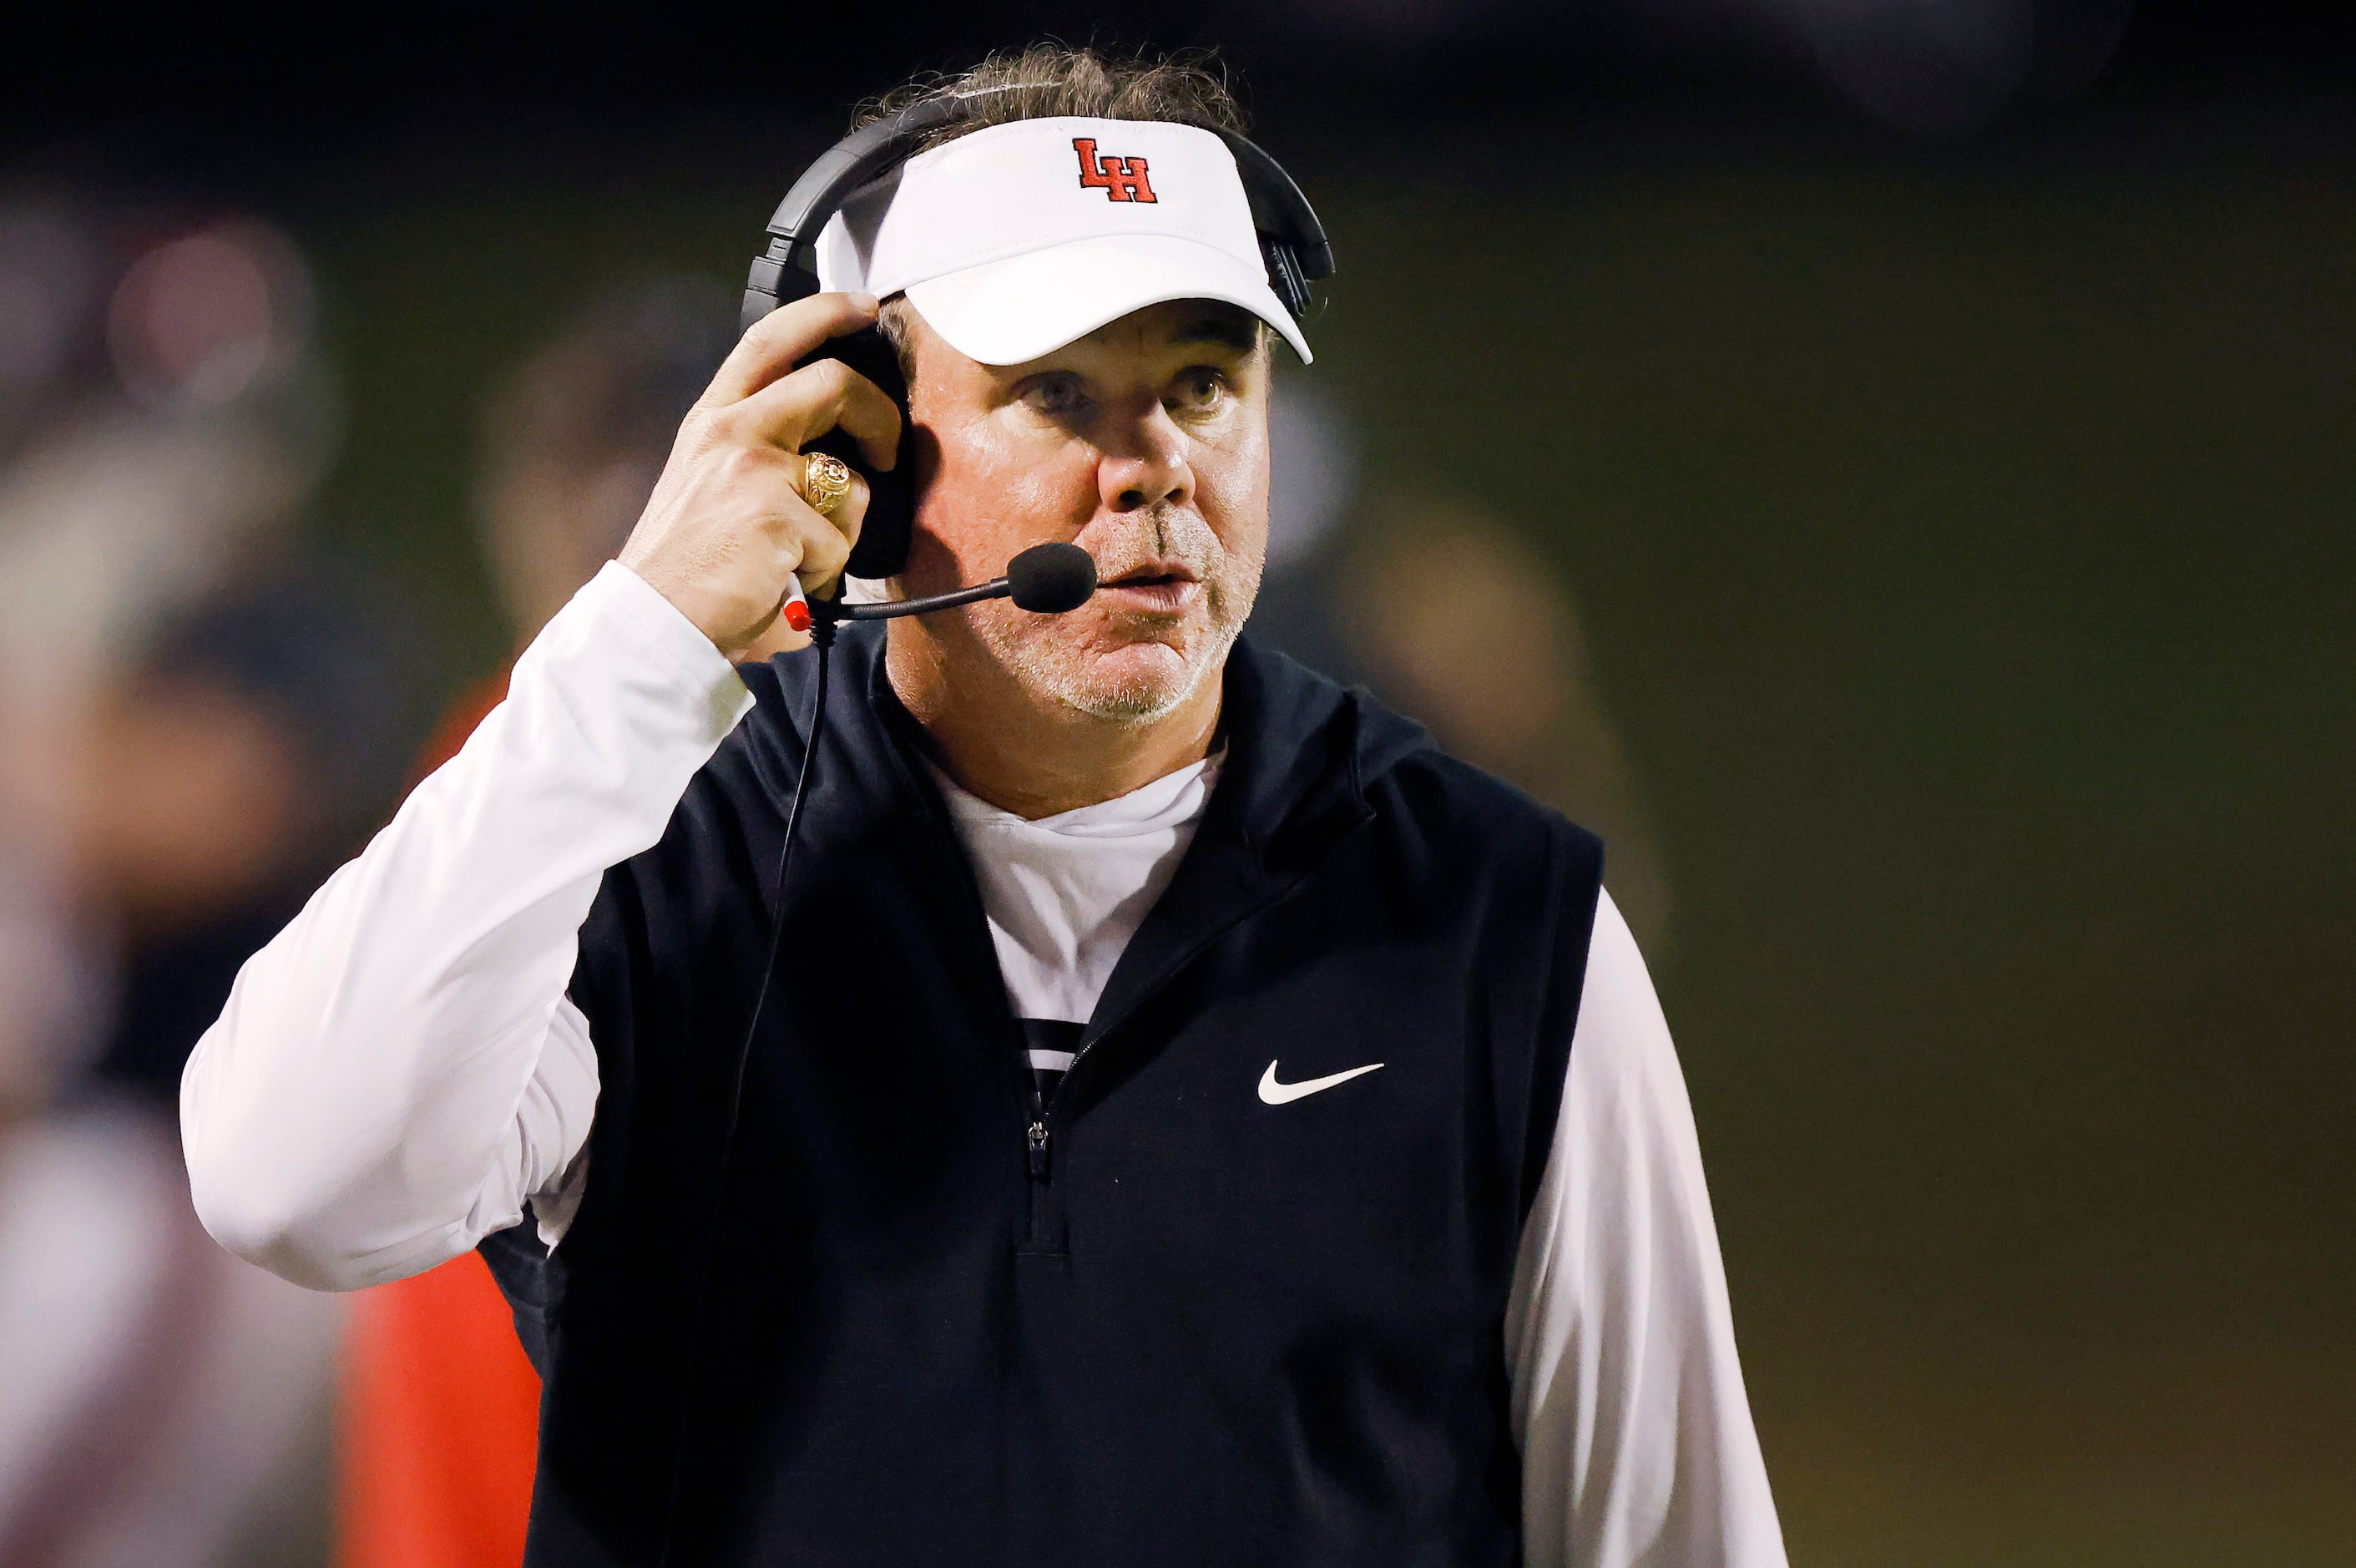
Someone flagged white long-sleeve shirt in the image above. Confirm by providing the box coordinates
[180,561,1785,1568]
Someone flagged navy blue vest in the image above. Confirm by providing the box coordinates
[485,630,1604,1566]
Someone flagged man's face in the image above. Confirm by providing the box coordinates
[892,297,1272,721]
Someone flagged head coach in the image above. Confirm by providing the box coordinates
[182,45,1785,1568]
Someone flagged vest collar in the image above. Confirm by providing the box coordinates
[840,629,1427,865]
[822,627,1433,1050]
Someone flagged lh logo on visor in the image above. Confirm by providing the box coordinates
[1073,139,1157,204]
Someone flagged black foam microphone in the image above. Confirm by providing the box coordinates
[820,541,1097,622]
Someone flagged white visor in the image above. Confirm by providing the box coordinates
[815,115,1311,366]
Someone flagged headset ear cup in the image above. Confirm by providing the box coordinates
[791,324,914,579]
[842,458,913,580]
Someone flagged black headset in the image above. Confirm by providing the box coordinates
[736,94,1337,579]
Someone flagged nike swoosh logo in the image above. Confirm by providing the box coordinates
[1257,1060,1385,1106]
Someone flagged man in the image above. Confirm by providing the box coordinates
[183,47,1785,1567]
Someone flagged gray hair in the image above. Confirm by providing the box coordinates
[857,43,1249,149]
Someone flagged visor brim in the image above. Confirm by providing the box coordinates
[902,233,1312,367]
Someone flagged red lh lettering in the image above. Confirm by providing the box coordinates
[1072,138,1157,203]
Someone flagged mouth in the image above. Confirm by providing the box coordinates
[1095,562,1201,615]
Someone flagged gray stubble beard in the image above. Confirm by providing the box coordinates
[974,505,1265,726]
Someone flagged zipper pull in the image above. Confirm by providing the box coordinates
[1026,1120,1051,1180]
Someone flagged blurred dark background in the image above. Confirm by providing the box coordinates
[3,3,2350,1565]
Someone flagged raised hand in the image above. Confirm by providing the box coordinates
[619,291,901,659]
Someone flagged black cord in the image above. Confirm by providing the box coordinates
[655,618,833,1565]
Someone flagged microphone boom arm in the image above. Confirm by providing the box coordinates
[812,542,1099,624]
[821,578,1010,623]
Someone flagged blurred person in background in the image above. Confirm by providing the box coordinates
[0,205,337,1108]
[0,205,412,1567]
[336,276,737,1568]
[1254,382,1673,947]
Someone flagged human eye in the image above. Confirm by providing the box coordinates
[1167,368,1228,416]
[1019,373,1092,419]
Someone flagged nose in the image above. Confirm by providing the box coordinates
[1097,407,1193,515]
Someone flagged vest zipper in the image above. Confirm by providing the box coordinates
[1023,1032,1092,1247]
[1024,1117,1054,1247]
[1024,1030,1093,1183]
[1020,1024,1096,1247]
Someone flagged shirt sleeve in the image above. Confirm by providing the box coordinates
[179,563,755,1292]
[1504,888,1787,1567]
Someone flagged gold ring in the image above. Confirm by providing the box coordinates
[801,452,853,519]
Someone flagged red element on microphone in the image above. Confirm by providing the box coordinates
[783,599,811,633]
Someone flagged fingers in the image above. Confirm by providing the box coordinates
[622,290,892,656]
[635,451,862,657]
[736,358,902,472]
[699,291,881,409]
[777,483,853,591]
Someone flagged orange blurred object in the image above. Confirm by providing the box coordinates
[337,1252,539,1568]
[336,670,541,1568]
